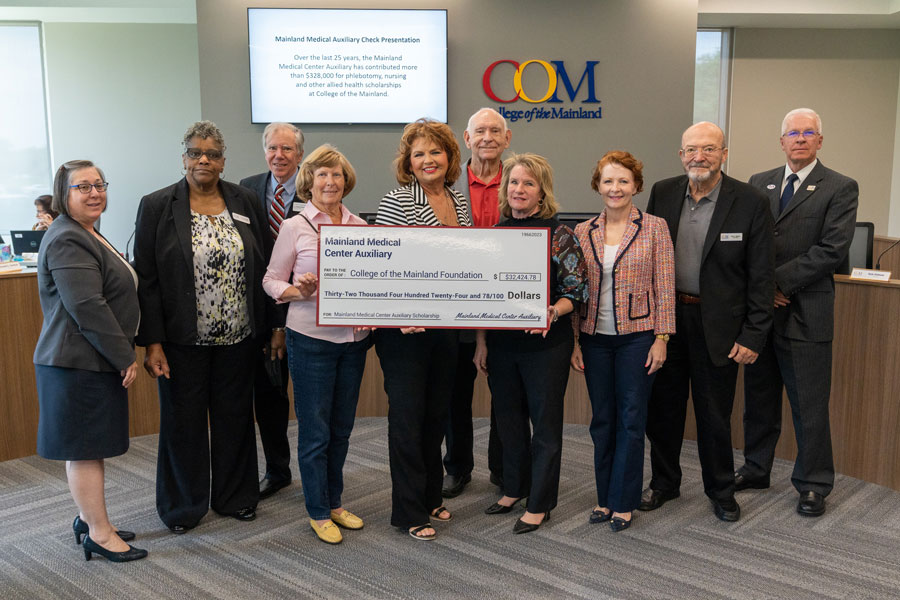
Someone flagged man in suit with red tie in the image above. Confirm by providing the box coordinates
[736,108,858,517]
[240,122,305,499]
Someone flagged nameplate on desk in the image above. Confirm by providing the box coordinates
[850,268,891,281]
[317,225,550,329]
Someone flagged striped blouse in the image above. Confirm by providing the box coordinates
[375,180,472,227]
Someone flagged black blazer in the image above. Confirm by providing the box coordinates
[646,173,775,366]
[748,161,857,343]
[34,215,139,372]
[133,178,272,346]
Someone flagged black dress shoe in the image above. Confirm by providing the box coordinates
[259,476,291,500]
[230,507,257,521]
[441,473,471,498]
[513,511,550,534]
[82,535,148,562]
[169,525,191,534]
[711,497,741,522]
[637,488,680,511]
[73,516,135,544]
[797,491,826,517]
[734,471,770,491]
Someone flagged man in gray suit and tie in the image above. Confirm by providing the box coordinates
[736,108,858,517]
[240,122,305,500]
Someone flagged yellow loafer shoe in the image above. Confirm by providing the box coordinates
[310,519,343,544]
[330,509,364,530]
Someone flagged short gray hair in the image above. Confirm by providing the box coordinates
[262,122,304,154]
[466,107,507,135]
[182,120,226,152]
[781,108,822,135]
[51,159,106,217]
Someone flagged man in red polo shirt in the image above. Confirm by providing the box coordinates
[442,108,512,498]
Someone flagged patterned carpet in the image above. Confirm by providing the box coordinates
[1,418,899,600]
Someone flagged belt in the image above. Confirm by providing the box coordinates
[676,292,701,305]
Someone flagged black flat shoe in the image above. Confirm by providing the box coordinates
[484,497,522,515]
[82,535,147,562]
[169,524,191,534]
[513,511,550,534]
[228,507,257,522]
[610,515,632,532]
[73,516,135,544]
[589,508,612,524]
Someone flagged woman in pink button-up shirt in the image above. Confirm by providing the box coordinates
[262,144,370,545]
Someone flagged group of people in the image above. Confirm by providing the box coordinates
[32,105,858,563]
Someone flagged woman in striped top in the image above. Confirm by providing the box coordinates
[374,119,471,541]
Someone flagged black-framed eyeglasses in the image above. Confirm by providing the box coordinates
[69,182,109,193]
[185,148,224,160]
[782,130,819,139]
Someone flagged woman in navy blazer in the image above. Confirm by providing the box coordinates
[34,159,146,562]
[134,121,275,533]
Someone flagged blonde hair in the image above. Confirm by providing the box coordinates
[498,153,558,219]
[295,144,357,201]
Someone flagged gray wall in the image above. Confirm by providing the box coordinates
[728,28,900,235]
[44,22,200,250]
[196,0,698,216]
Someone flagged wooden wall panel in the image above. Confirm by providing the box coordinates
[4,272,899,491]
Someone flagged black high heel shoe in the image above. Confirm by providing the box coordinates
[484,497,524,515]
[513,510,550,534]
[82,535,147,562]
[73,516,135,544]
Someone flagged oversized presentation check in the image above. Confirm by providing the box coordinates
[317,225,550,328]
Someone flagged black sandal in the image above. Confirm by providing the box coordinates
[430,506,452,522]
[408,523,436,540]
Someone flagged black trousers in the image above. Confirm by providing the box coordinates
[645,303,738,501]
[253,337,291,482]
[156,338,260,529]
[443,341,503,479]
[742,332,834,496]
[488,337,572,514]
[375,328,458,528]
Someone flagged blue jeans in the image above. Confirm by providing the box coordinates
[581,331,656,513]
[286,329,369,520]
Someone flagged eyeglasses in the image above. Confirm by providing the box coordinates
[185,148,224,160]
[680,146,723,157]
[69,182,109,193]
[782,130,819,139]
[266,145,297,154]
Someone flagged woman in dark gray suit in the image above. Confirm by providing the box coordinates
[34,160,146,562]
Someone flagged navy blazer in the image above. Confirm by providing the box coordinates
[34,215,139,372]
[749,161,858,342]
[646,173,775,366]
[133,178,272,346]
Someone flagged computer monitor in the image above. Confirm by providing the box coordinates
[10,230,45,255]
[836,222,874,274]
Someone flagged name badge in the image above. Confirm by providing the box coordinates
[293,201,307,213]
[232,213,250,224]
[720,233,742,241]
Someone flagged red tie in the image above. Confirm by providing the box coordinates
[268,184,286,239]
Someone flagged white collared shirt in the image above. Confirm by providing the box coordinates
[781,159,818,195]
